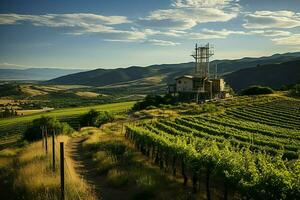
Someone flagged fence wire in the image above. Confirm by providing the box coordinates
[45,136,82,200]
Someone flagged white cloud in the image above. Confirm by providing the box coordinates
[71,27,147,41]
[187,28,292,40]
[103,39,134,42]
[189,28,247,39]
[147,39,180,46]
[0,62,28,69]
[250,30,291,37]
[0,13,185,43]
[138,0,240,30]
[144,28,185,37]
[172,0,237,8]
[0,13,134,36]
[0,13,131,26]
[0,13,151,41]
[243,10,300,29]
[272,34,300,45]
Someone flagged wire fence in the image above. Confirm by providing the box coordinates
[39,133,83,200]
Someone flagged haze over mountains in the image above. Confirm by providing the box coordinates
[0,68,84,80]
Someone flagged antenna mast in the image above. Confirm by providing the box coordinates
[191,43,214,78]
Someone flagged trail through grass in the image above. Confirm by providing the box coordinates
[74,123,194,200]
[0,135,97,200]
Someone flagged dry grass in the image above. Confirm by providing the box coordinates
[136,108,179,119]
[14,135,97,200]
[75,91,101,98]
[143,75,165,83]
[33,85,65,92]
[20,85,48,96]
[81,122,193,199]
[16,109,45,116]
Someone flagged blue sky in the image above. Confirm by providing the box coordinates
[0,0,300,69]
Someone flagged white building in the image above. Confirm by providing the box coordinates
[175,75,194,92]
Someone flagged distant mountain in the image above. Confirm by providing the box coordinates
[46,63,194,86]
[46,52,300,87]
[0,68,85,80]
[211,52,300,74]
[224,59,300,91]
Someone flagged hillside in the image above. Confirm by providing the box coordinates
[46,63,193,86]
[224,59,300,91]
[213,52,300,74]
[46,52,300,86]
[0,68,84,80]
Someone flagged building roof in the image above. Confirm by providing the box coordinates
[174,75,194,80]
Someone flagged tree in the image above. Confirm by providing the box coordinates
[23,116,73,141]
[80,109,99,126]
[240,86,273,96]
[289,84,300,97]
[80,109,115,127]
[132,94,177,111]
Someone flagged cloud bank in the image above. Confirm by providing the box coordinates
[0,4,300,47]
[243,11,300,29]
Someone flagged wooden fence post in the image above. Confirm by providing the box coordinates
[45,128,48,154]
[52,131,55,171]
[41,126,44,148]
[60,142,65,200]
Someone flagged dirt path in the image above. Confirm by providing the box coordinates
[67,136,130,200]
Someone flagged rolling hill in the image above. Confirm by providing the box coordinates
[46,63,193,86]
[224,59,300,91]
[46,52,300,88]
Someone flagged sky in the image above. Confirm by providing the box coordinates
[0,0,300,69]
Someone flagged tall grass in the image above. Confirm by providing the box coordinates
[14,135,96,200]
[81,126,192,199]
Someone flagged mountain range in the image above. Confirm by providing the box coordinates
[225,59,300,91]
[46,52,300,91]
[1,52,300,91]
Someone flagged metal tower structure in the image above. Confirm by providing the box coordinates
[191,43,214,78]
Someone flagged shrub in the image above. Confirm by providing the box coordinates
[23,116,73,141]
[132,94,177,111]
[240,86,274,96]
[107,169,129,187]
[80,109,114,127]
[289,84,300,97]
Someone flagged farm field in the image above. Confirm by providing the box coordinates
[125,96,300,199]
[0,101,135,149]
[1,95,299,199]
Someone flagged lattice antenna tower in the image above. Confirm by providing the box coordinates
[191,43,214,78]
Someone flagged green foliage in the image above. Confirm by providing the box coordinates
[240,86,274,96]
[23,116,73,141]
[125,123,300,199]
[289,84,300,97]
[125,98,300,199]
[132,94,177,111]
[0,84,23,97]
[0,108,18,118]
[0,101,134,149]
[80,109,114,127]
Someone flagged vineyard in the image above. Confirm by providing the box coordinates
[125,97,300,199]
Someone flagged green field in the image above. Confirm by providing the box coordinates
[0,101,135,149]
[125,96,300,199]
